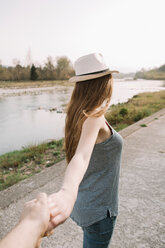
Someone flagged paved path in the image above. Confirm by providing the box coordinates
[0,109,165,248]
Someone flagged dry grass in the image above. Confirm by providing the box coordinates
[0,80,74,88]
[105,90,165,131]
[0,140,65,191]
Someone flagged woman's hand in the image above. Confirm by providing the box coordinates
[46,188,77,231]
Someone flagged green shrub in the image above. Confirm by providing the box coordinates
[133,111,144,122]
[140,124,147,127]
[119,107,128,117]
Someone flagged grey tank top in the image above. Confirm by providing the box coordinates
[70,120,123,227]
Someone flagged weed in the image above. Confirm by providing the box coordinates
[46,162,55,168]
[140,124,147,127]
[119,107,128,117]
[53,151,61,156]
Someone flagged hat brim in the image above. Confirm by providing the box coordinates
[69,69,119,83]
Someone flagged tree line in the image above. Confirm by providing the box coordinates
[135,64,165,80]
[0,56,75,81]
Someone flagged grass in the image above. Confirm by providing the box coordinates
[0,80,74,88]
[0,90,165,191]
[0,140,65,191]
[105,90,165,131]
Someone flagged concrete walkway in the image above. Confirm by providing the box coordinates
[0,109,165,248]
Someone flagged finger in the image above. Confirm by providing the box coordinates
[25,199,37,205]
[51,214,65,227]
[36,193,47,204]
[48,201,57,209]
[45,220,55,233]
[50,207,61,217]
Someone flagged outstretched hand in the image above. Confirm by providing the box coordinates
[46,189,76,233]
[0,193,50,248]
[20,193,50,237]
[21,188,76,240]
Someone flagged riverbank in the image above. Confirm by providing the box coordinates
[0,140,65,190]
[0,80,74,98]
[0,90,165,191]
[0,80,74,88]
[105,90,165,131]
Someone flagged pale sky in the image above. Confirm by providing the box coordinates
[0,0,165,72]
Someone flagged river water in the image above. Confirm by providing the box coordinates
[0,79,164,155]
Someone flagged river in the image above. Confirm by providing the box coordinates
[0,79,164,155]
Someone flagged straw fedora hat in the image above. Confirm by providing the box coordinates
[69,53,119,83]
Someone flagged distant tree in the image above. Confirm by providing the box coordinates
[44,56,55,80]
[30,64,38,80]
[15,64,23,81]
[0,55,76,81]
[45,56,54,71]
[35,66,45,80]
[56,56,75,80]
[158,64,165,72]
[12,58,22,81]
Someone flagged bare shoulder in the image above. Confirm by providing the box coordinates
[82,115,104,130]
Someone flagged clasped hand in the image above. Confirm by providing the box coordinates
[19,190,76,248]
[24,189,76,238]
[46,188,76,233]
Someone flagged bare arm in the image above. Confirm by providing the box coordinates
[47,115,103,228]
[62,116,103,195]
[0,193,50,248]
[0,219,41,248]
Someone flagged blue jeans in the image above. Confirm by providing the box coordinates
[82,211,117,248]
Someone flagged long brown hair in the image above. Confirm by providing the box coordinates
[64,74,113,163]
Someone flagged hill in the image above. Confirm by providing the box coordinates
[135,64,165,80]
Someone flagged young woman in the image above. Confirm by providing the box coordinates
[48,53,123,248]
